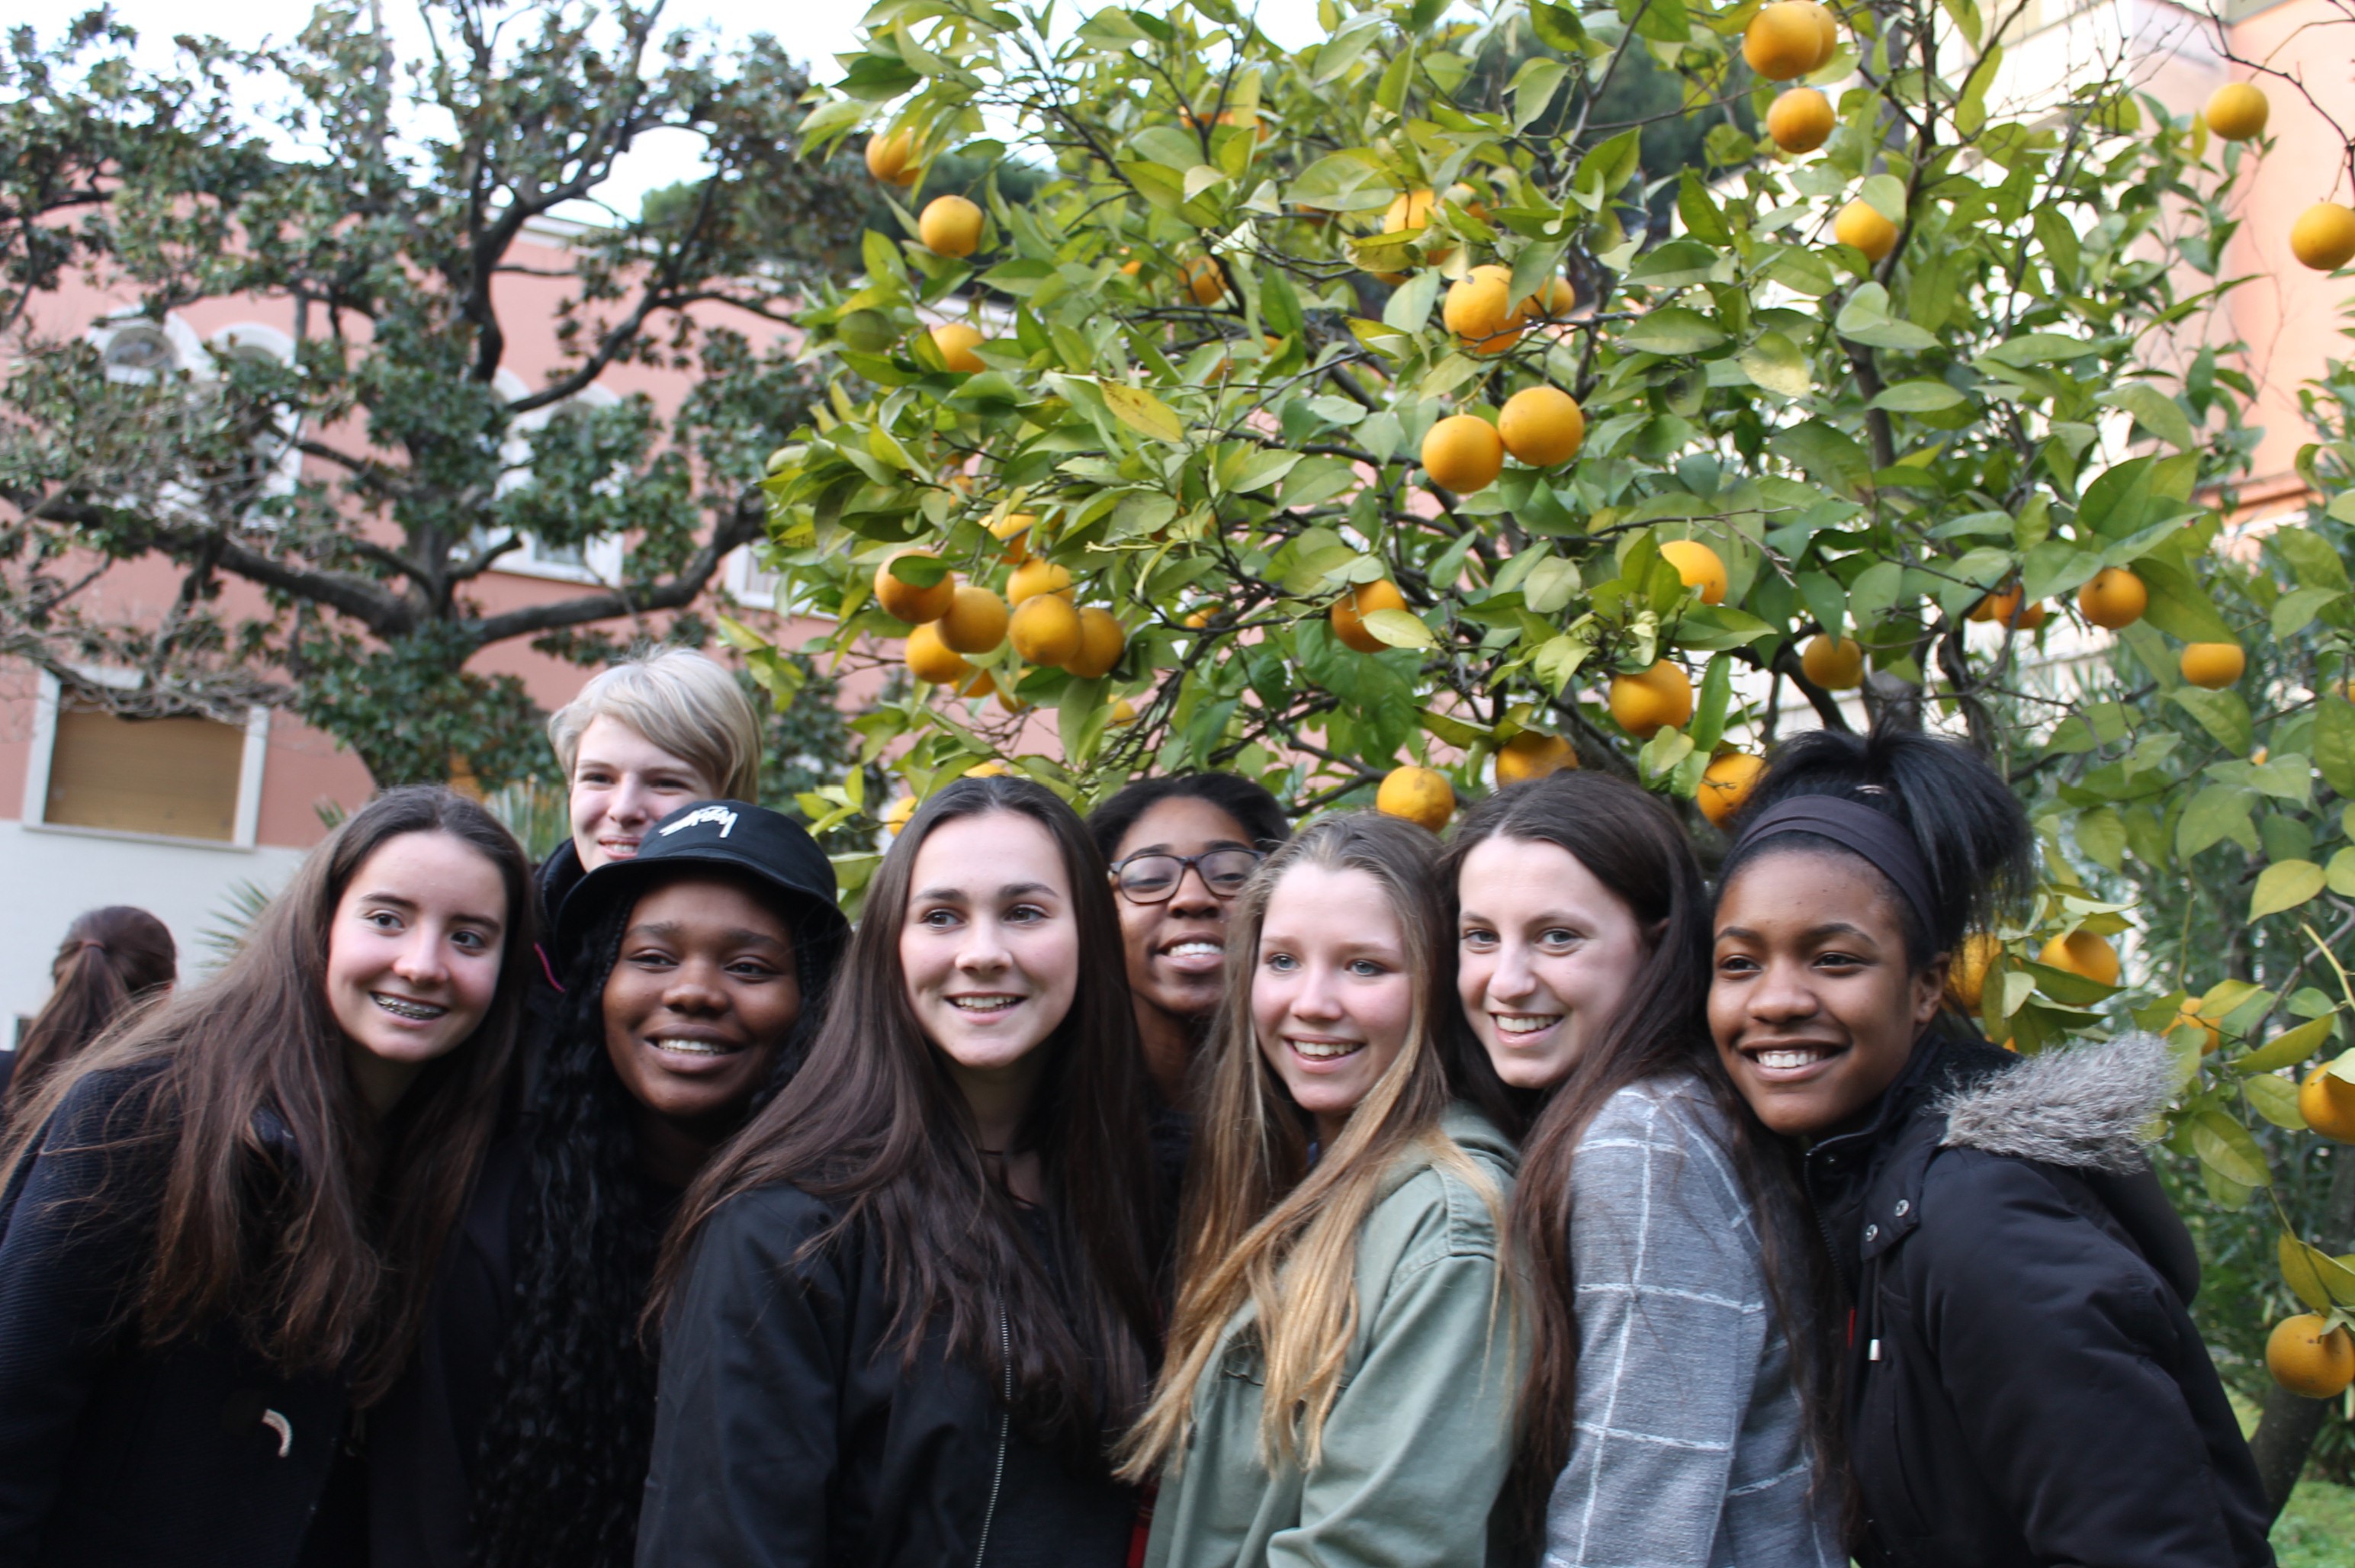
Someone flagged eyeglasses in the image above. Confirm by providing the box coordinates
[1109,849,1264,904]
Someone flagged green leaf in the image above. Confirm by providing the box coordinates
[2247,1072,2307,1129]
[2328,846,2355,898]
[1738,332,1812,398]
[2135,553,2236,644]
[1625,240,1723,288]
[2271,585,2344,639]
[1510,56,1569,133]
[2250,860,2327,921]
[2236,1015,2338,1075]
[2096,383,2196,451]
[2192,1109,2270,1188]
[1100,382,1185,442]
[1870,379,1966,412]
[2168,687,2254,756]
[2176,783,2255,857]
[2315,698,2355,797]
[1620,306,1725,355]
[1982,331,2102,366]
[2282,1235,2337,1313]
[1859,173,1908,223]
[1383,269,1441,332]
[1835,284,1938,351]
[1363,607,1436,650]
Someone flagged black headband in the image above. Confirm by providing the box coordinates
[1733,794,1938,937]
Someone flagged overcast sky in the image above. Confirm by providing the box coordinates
[69,0,1331,217]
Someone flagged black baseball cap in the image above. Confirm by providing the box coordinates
[556,798,850,962]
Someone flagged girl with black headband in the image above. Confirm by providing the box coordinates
[1708,719,2273,1568]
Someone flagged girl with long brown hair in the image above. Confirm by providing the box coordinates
[1120,811,1521,1567]
[0,786,534,1568]
[2,906,177,1124]
[636,775,1165,1567]
[1444,772,1841,1566]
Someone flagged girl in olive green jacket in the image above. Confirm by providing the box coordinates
[1122,812,1522,1568]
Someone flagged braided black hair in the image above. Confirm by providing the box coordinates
[467,879,832,1568]
[1719,715,2036,966]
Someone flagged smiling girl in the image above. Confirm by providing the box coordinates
[0,788,532,1568]
[1446,773,1841,1566]
[1122,811,1521,1568]
[1710,721,2272,1568]
[370,800,848,1568]
[638,776,1164,1567]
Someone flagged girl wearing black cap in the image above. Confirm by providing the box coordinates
[366,799,849,1568]
[1708,718,2273,1568]
[639,776,1165,1568]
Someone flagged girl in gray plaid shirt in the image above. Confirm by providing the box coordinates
[1446,773,1843,1567]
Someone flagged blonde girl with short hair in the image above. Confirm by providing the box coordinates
[1122,811,1522,1568]
[546,647,763,876]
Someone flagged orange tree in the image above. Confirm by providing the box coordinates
[750,0,2355,1492]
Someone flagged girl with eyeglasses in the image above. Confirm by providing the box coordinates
[1088,776,1290,1113]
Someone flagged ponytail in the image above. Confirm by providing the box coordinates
[6,907,177,1122]
[1720,716,2035,963]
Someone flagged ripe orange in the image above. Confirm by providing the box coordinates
[2171,999,2223,1055]
[1109,697,1138,726]
[2292,203,2355,272]
[930,322,985,373]
[963,759,1014,778]
[937,585,1010,655]
[1332,577,1408,654]
[2039,930,2121,986]
[1697,750,1765,829]
[1969,586,2019,624]
[1180,255,1228,306]
[1833,200,1898,263]
[1660,539,1728,605]
[1064,607,1126,679]
[1443,265,1527,354]
[2267,1314,2355,1399]
[1422,414,1505,493]
[1376,765,1455,834]
[2078,567,2148,629]
[2299,1065,2355,1143]
[1009,593,1083,667]
[1801,635,1865,690]
[1495,731,1576,786]
[1947,933,2004,1011]
[1768,88,1836,155]
[865,130,917,185]
[2204,82,2269,142]
[1522,276,1578,319]
[1007,557,1073,604]
[1608,660,1695,738]
[874,551,956,624]
[1802,1,1841,66]
[1743,2,1823,80]
[917,194,985,258]
[990,512,1035,563]
[2180,641,2245,690]
[1498,387,1586,467]
[904,623,972,686]
[882,795,919,834]
[1383,188,1438,234]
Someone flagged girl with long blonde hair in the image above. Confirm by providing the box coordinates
[1121,811,1521,1566]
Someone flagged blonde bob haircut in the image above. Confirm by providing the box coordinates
[1119,811,1504,1480]
[545,647,762,803]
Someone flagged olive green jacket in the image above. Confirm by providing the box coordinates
[1142,1103,1523,1568]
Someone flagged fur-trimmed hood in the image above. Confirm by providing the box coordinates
[1934,1031,2173,1174]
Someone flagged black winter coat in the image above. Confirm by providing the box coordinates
[1807,1029,2274,1568]
[0,1067,347,1568]
[636,1182,1139,1568]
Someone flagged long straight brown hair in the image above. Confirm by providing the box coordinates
[1119,811,1506,1480]
[654,776,1164,1462]
[1440,772,1839,1537]
[0,786,535,1405]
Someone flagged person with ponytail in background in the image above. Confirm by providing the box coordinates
[1446,772,1842,1566]
[638,776,1165,1568]
[1709,718,2273,1568]
[369,799,847,1568]
[1122,812,1521,1568]
[0,787,532,1568]
[2,908,177,1123]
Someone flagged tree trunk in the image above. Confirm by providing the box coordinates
[2247,1149,2355,1519]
